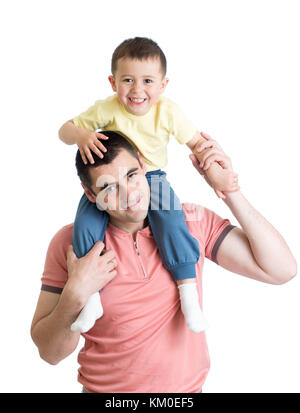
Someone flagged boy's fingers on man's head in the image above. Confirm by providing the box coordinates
[91,144,104,159]
[79,149,88,165]
[85,148,95,164]
[95,132,109,140]
[94,140,107,153]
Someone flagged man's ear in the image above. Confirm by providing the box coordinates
[108,75,117,92]
[137,152,147,174]
[81,183,96,203]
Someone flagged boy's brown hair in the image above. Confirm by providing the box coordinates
[111,37,167,77]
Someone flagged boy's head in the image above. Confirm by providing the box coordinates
[108,37,169,116]
[76,131,150,225]
[111,37,167,77]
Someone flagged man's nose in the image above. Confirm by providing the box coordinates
[119,183,131,209]
[127,182,141,202]
[120,182,139,208]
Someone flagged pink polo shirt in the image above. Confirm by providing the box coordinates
[41,203,234,393]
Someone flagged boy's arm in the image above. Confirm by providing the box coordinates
[58,120,108,165]
[58,119,79,145]
[186,131,239,198]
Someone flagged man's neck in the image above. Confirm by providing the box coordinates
[108,217,149,240]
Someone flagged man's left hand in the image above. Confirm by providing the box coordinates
[189,132,239,198]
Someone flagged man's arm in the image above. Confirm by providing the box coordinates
[30,288,82,365]
[217,192,297,284]
[31,241,117,365]
[189,134,297,284]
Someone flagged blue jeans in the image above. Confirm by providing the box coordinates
[73,170,200,281]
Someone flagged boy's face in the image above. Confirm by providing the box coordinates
[108,57,169,116]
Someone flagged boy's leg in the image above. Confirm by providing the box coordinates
[71,193,109,333]
[146,171,208,333]
[72,193,109,258]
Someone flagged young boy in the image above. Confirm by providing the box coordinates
[59,37,238,334]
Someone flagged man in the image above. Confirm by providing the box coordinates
[31,132,296,393]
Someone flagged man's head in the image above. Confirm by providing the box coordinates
[108,37,169,116]
[76,131,150,228]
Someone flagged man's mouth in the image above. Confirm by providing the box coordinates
[128,97,147,105]
[127,196,143,211]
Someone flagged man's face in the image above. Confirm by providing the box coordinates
[85,149,150,226]
[108,57,168,116]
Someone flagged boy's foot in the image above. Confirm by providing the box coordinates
[71,292,103,333]
[178,283,209,333]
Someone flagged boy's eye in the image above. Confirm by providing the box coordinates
[124,78,133,83]
[144,79,153,84]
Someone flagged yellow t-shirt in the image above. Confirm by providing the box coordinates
[73,95,197,172]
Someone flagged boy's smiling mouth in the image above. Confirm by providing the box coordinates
[128,97,147,104]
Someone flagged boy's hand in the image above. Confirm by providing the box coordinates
[190,132,239,199]
[76,129,109,165]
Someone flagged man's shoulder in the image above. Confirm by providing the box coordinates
[182,202,210,221]
[49,224,74,249]
[182,202,226,234]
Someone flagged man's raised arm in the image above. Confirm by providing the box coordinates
[189,134,297,285]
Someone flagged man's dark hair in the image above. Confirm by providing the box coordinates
[111,37,167,77]
[76,130,141,193]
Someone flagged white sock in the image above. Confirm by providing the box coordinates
[71,292,103,333]
[178,283,209,333]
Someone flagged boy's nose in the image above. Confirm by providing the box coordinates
[132,82,143,94]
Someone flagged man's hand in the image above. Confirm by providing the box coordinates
[189,132,239,199]
[76,129,109,165]
[66,241,117,306]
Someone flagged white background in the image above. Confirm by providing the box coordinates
[0,0,299,393]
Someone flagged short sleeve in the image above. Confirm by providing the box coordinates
[183,203,235,264]
[167,102,197,145]
[41,224,73,291]
[73,99,113,131]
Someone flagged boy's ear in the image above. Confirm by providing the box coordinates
[81,183,96,203]
[108,75,117,92]
[160,77,169,93]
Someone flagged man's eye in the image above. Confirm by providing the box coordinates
[128,173,137,181]
[105,185,117,193]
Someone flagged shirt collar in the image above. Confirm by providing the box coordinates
[107,221,152,238]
